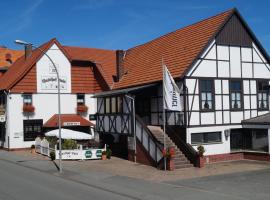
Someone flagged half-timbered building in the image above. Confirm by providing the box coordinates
[95,9,270,168]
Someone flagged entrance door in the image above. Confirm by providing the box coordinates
[230,129,243,151]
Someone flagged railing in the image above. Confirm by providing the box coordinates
[135,115,163,164]
[166,126,199,167]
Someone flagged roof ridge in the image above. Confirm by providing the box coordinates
[126,8,235,52]
[63,45,116,52]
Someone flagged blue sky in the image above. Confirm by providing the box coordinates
[1,0,270,54]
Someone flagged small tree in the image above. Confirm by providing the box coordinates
[62,139,77,150]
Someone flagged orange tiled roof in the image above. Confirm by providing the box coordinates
[113,9,234,89]
[63,46,117,87]
[0,47,23,68]
[0,38,56,90]
[43,114,94,127]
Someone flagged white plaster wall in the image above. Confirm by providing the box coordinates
[187,125,242,155]
[230,46,241,77]
[36,44,71,93]
[192,60,216,77]
[5,93,96,148]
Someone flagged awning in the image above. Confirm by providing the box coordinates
[45,128,93,140]
[93,83,157,98]
[242,112,270,125]
[44,114,94,128]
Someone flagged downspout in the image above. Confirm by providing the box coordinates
[3,90,10,149]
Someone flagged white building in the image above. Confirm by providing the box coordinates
[0,38,115,149]
[95,9,270,168]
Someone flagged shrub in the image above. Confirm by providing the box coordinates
[31,144,35,149]
[197,145,205,157]
[62,139,77,150]
[50,152,55,160]
[46,136,58,148]
[106,148,112,159]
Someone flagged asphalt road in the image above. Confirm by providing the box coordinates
[1,152,270,200]
[0,158,135,200]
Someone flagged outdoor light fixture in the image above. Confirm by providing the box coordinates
[15,39,63,173]
[224,129,230,140]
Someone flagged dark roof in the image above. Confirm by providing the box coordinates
[242,113,270,125]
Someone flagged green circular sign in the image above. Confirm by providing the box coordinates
[85,150,92,158]
[96,150,102,158]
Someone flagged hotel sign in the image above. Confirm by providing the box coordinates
[63,122,81,126]
[41,76,67,90]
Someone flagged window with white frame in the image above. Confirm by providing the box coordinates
[23,94,32,105]
[257,80,269,110]
[77,94,85,106]
[191,132,222,144]
[200,80,214,111]
[230,80,242,110]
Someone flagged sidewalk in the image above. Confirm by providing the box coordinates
[6,150,270,182]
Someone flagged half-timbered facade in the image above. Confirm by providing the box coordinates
[95,9,270,167]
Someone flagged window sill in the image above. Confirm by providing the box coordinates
[191,142,223,146]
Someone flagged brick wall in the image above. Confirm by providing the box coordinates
[128,140,156,167]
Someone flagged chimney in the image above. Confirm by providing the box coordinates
[5,53,12,64]
[115,50,125,82]
[24,44,32,59]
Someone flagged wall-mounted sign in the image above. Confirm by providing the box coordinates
[89,114,96,120]
[63,122,81,126]
[41,76,67,90]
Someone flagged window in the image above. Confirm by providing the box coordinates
[117,96,123,113]
[111,97,116,113]
[257,81,269,110]
[23,94,32,105]
[230,81,242,110]
[77,94,85,106]
[23,119,43,141]
[200,80,214,110]
[105,98,110,113]
[191,132,222,144]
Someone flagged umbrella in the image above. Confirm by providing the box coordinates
[45,128,93,140]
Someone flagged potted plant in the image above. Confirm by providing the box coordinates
[102,150,107,160]
[197,145,205,168]
[106,148,112,159]
[23,104,35,113]
[50,151,56,161]
[31,144,35,154]
[162,147,175,171]
[77,105,88,113]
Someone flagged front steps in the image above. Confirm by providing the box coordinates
[147,126,193,169]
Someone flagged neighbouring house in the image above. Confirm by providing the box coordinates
[0,38,115,149]
[0,46,23,76]
[94,8,270,168]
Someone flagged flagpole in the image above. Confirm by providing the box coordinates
[162,58,167,171]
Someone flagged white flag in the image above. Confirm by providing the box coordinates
[163,65,182,111]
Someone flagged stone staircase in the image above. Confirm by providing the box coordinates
[147,125,193,169]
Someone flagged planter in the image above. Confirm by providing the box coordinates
[166,158,175,171]
[199,156,205,168]
[77,105,88,113]
[31,148,35,154]
[23,104,35,113]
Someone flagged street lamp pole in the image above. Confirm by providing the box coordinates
[15,40,63,173]
[125,94,136,163]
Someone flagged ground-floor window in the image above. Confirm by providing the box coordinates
[0,122,5,141]
[23,119,43,141]
[191,132,222,144]
[230,129,269,152]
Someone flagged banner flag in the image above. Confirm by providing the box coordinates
[163,65,182,111]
